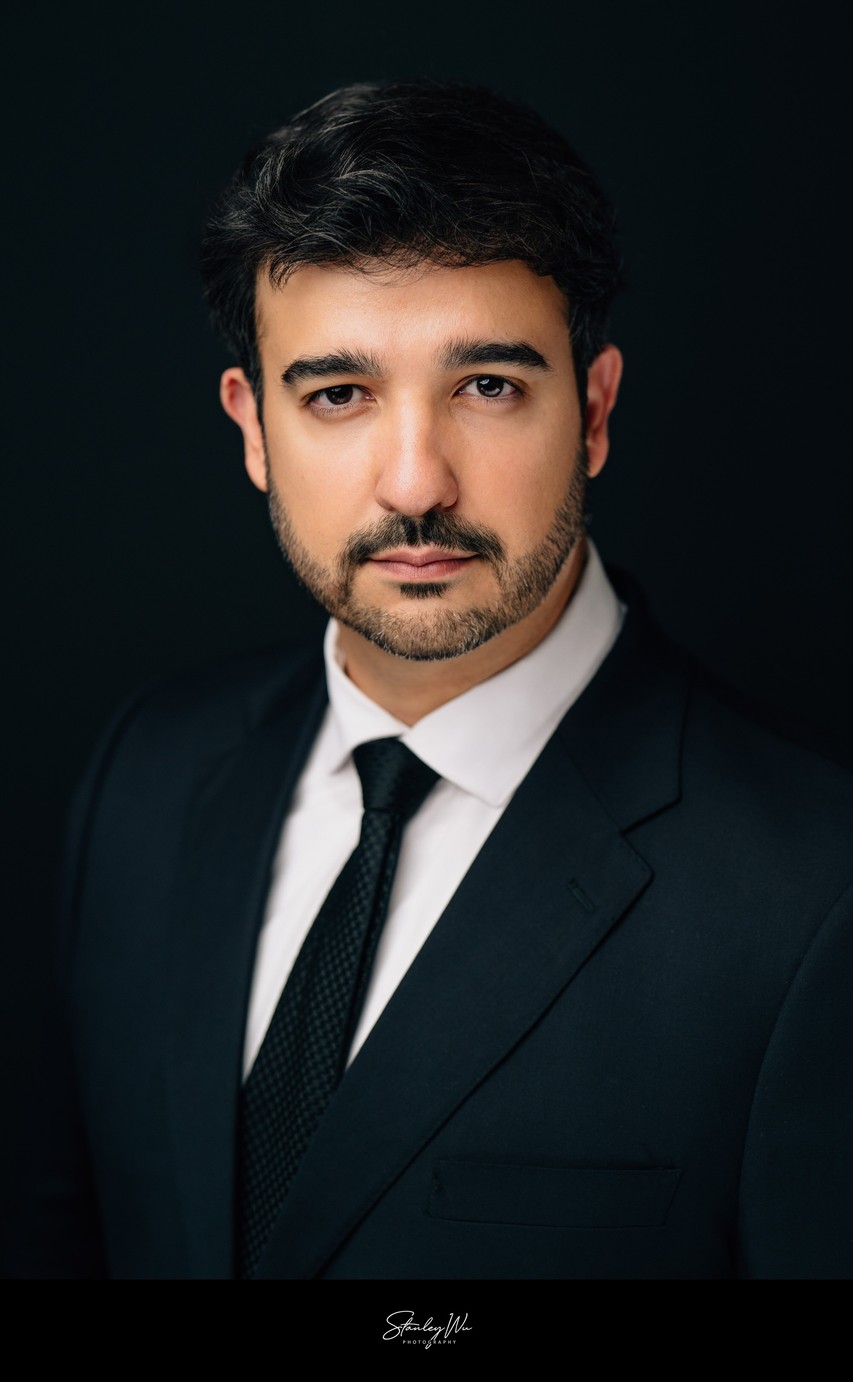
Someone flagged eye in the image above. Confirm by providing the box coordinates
[306,384,370,412]
[457,375,522,401]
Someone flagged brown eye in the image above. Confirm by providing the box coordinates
[306,384,370,413]
[323,385,356,405]
[475,376,507,397]
[458,376,520,400]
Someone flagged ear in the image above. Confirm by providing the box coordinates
[583,344,623,479]
[219,367,268,492]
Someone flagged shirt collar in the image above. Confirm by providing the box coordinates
[322,540,625,808]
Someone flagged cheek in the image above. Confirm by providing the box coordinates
[265,422,369,553]
[462,418,579,546]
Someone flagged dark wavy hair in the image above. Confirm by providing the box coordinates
[200,78,623,409]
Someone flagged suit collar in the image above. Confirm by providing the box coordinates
[558,570,689,830]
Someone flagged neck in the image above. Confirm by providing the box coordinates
[335,538,588,725]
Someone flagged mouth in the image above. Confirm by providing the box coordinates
[368,548,479,581]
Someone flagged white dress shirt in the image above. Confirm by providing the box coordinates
[242,540,625,1081]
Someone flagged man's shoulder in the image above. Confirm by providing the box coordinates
[578,594,853,931]
[610,570,853,798]
[137,637,325,723]
[91,638,327,784]
[659,639,853,882]
[588,572,853,874]
[684,659,853,811]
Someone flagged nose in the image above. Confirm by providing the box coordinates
[372,399,459,516]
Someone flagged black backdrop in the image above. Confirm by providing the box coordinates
[4,0,851,1272]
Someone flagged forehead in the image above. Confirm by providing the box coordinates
[254,259,571,363]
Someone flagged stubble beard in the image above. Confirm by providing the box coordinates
[265,441,591,662]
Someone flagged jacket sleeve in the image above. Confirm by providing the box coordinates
[736,881,853,1278]
[3,694,151,1279]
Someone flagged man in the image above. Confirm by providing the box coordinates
[9,78,853,1280]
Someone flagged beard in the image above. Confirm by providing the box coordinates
[266,440,591,662]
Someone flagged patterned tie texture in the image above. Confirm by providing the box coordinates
[235,736,439,1278]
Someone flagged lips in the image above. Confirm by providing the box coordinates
[369,548,478,579]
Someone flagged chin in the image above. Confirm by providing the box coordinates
[336,601,515,662]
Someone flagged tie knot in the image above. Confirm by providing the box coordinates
[352,737,439,823]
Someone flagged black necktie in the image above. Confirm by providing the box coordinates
[235,736,440,1279]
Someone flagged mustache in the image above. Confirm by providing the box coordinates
[342,511,506,567]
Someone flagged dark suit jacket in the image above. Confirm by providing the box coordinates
[7,581,853,1279]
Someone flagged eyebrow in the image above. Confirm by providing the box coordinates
[281,350,386,386]
[438,338,553,373]
[281,338,553,388]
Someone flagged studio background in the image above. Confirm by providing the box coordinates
[4,2,851,1209]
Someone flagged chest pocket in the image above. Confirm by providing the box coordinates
[429,1160,682,1229]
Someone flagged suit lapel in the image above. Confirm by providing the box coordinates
[164,655,327,1279]
[256,608,687,1278]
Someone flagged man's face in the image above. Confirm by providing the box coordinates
[237,259,611,661]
